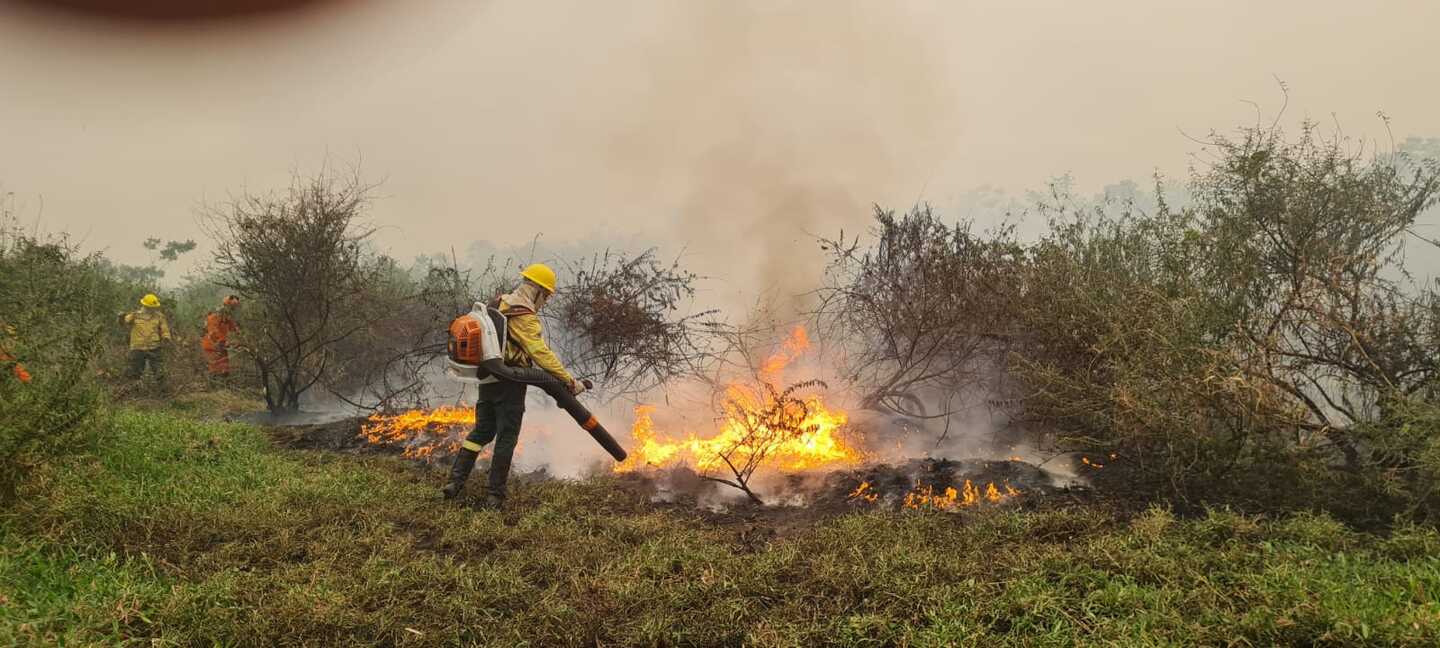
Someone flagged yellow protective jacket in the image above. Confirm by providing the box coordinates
[499,299,574,385]
[124,308,172,351]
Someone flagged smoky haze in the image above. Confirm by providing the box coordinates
[2,0,1439,305]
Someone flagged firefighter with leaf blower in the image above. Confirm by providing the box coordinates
[442,263,609,509]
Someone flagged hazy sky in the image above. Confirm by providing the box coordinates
[2,0,1437,294]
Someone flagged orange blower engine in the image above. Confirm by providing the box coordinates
[446,303,626,462]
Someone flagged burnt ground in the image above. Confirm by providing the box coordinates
[258,415,1101,539]
[261,414,385,454]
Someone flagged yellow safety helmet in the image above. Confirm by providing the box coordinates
[140,294,161,308]
[520,263,557,293]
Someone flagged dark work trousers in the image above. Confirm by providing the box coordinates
[461,380,528,499]
[125,349,164,379]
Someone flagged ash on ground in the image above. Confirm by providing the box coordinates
[262,415,380,453]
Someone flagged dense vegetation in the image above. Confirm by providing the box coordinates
[819,122,1440,524]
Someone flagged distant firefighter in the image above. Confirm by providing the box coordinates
[121,293,172,379]
[201,295,241,378]
[1,325,31,384]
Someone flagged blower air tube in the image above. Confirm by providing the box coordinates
[479,359,628,462]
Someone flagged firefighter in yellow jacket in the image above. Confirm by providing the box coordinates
[442,263,584,507]
[121,294,172,379]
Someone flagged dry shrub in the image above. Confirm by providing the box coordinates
[0,216,108,500]
[1012,122,1440,512]
[546,249,715,399]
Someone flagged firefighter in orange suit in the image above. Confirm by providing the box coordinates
[201,295,241,378]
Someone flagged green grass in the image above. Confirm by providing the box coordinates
[3,409,1439,646]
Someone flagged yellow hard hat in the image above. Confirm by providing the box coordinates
[520,263,557,293]
[140,294,161,308]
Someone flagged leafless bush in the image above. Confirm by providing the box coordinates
[545,249,717,399]
[203,169,391,414]
[814,205,1023,421]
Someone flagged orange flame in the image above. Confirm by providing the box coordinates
[616,326,864,475]
[847,480,879,503]
[362,406,475,461]
[887,480,1021,511]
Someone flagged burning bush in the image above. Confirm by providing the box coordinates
[617,326,865,503]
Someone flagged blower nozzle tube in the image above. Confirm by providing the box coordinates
[479,360,628,462]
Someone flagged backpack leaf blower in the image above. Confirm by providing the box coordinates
[447,303,627,462]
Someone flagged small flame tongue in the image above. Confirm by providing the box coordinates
[842,477,1023,511]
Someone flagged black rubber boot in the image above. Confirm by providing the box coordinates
[442,448,480,499]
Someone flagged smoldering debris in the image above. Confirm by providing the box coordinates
[263,415,379,453]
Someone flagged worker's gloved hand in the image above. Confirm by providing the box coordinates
[570,379,587,396]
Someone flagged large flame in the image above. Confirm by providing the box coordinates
[615,326,864,475]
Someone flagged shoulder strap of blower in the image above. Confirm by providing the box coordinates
[469,299,510,382]
[485,303,509,354]
[491,297,534,362]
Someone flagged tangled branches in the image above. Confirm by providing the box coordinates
[546,249,717,399]
[703,379,829,504]
[814,205,1023,419]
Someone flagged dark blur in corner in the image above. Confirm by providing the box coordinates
[8,0,348,22]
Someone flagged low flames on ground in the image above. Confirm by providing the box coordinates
[849,479,1022,510]
[362,406,473,461]
[359,325,1032,510]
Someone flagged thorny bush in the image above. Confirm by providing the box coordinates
[1025,123,1440,517]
